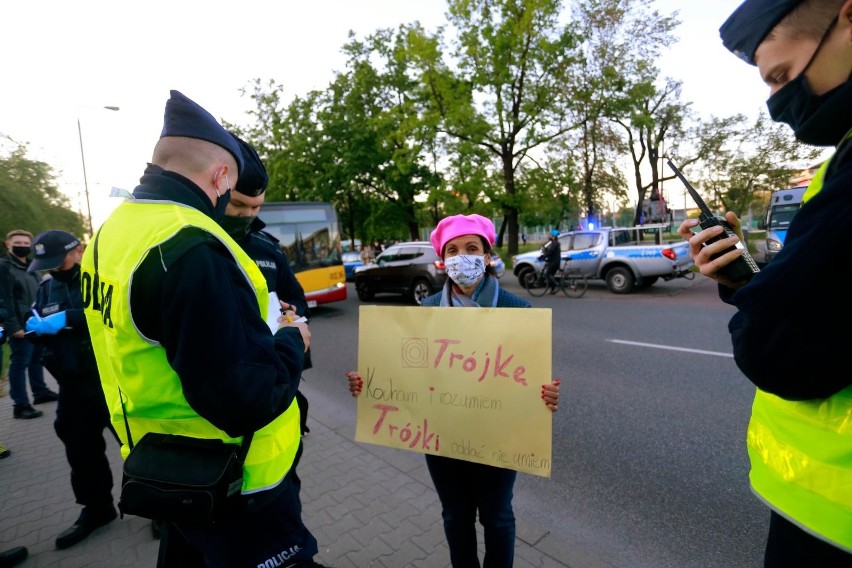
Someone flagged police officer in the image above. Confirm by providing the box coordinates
[220,132,312,490]
[81,91,324,566]
[678,0,852,564]
[26,230,117,549]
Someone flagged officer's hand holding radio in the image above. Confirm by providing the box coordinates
[677,212,751,290]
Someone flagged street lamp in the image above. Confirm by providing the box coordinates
[78,105,120,235]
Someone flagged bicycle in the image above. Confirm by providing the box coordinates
[523,260,588,298]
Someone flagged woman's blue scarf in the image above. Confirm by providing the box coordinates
[439,274,499,307]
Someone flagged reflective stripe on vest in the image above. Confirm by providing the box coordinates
[81,200,300,494]
[748,134,852,552]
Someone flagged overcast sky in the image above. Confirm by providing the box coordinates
[1,0,766,227]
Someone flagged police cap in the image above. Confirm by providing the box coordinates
[230,133,268,197]
[720,0,805,65]
[29,230,80,272]
[160,90,244,174]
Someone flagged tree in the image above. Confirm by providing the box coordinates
[697,111,825,217]
[0,136,84,238]
[409,0,583,255]
[562,0,679,228]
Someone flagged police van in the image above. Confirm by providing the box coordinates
[759,186,806,265]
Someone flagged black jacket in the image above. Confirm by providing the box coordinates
[30,266,100,385]
[236,219,310,319]
[540,238,561,269]
[0,252,40,335]
[723,137,852,400]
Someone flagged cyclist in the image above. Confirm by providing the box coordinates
[539,229,562,294]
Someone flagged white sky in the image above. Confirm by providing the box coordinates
[1,0,766,228]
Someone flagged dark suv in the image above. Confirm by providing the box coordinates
[353,241,447,305]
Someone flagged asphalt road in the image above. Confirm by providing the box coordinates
[300,273,767,568]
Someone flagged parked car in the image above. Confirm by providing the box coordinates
[353,241,447,305]
[489,251,506,279]
[342,251,363,281]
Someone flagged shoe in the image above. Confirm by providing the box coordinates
[55,506,117,550]
[0,546,27,568]
[13,405,42,419]
[548,288,558,294]
[33,390,59,404]
[0,443,9,459]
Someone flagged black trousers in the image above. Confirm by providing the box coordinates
[764,511,852,567]
[54,380,116,511]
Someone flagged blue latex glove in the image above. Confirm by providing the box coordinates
[26,311,67,335]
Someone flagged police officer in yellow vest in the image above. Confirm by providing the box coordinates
[81,90,324,567]
[678,1,852,565]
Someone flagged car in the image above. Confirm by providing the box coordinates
[489,251,506,279]
[353,241,447,305]
[342,251,363,281]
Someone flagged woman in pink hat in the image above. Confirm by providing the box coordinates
[346,213,560,567]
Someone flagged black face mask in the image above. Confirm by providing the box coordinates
[766,18,852,146]
[11,245,31,258]
[219,215,254,240]
[212,188,231,222]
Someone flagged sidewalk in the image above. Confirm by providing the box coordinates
[1,374,574,568]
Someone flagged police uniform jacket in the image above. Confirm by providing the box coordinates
[721,132,852,552]
[86,165,306,505]
[236,218,310,319]
[31,265,100,385]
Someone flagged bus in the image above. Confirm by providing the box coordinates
[759,186,807,265]
[257,201,347,307]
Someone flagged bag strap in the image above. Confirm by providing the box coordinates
[94,228,255,463]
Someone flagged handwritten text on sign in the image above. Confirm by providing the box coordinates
[355,305,552,477]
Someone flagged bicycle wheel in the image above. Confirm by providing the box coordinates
[524,272,548,297]
[561,273,588,298]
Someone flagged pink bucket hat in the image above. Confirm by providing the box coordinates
[429,214,496,258]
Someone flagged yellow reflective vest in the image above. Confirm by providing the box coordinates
[747,131,852,553]
[81,199,301,495]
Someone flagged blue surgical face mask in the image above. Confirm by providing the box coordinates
[766,18,852,147]
[444,254,486,287]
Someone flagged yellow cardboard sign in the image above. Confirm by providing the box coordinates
[355,305,553,477]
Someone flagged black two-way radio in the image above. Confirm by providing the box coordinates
[667,159,760,283]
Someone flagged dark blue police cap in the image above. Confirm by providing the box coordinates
[160,90,244,174]
[230,133,268,196]
[29,230,80,272]
[720,0,805,65]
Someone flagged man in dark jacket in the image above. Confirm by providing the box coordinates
[539,230,562,293]
[26,230,117,549]
[0,229,57,419]
[678,0,852,563]
[221,133,312,488]
[82,90,323,567]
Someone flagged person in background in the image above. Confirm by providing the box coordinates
[221,132,313,489]
[81,90,324,567]
[346,214,561,568]
[25,230,118,550]
[539,229,562,294]
[359,243,372,265]
[0,307,11,460]
[679,0,852,564]
[0,229,57,419]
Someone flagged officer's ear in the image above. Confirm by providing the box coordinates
[842,0,852,35]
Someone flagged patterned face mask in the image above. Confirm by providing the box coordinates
[444,254,486,287]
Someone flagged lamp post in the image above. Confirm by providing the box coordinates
[78,105,119,235]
